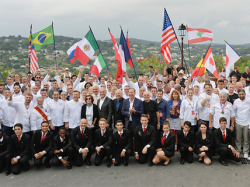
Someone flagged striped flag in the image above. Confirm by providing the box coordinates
[161,9,177,64]
[187,27,213,44]
[29,25,39,73]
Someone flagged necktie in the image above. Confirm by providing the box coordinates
[18,136,21,142]
[223,131,226,141]
[184,132,187,138]
[62,138,65,142]
[81,130,84,137]
[161,134,166,147]
[41,133,45,144]
[120,133,122,139]
[143,127,146,134]
[103,131,105,136]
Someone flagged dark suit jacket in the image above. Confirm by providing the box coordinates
[97,97,113,126]
[0,135,11,157]
[54,133,72,154]
[214,128,233,149]
[70,126,92,151]
[195,131,214,150]
[113,98,125,125]
[81,104,99,127]
[134,125,156,153]
[112,128,132,158]
[122,97,144,128]
[160,132,175,154]
[177,131,194,149]
[95,128,113,148]
[31,130,54,155]
[11,133,30,158]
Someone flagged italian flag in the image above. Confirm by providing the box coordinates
[90,54,106,78]
[187,27,213,44]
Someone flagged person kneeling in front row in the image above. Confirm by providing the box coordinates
[152,120,175,166]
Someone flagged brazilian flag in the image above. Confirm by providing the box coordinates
[32,25,54,51]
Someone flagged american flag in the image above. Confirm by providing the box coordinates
[161,9,177,64]
[29,26,39,73]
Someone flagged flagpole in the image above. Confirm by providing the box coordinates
[164,8,189,75]
[29,24,32,84]
[224,40,250,68]
[52,22,58,69]
[89,26,114,78]
[187,25,191,68]
[0,72,9,91]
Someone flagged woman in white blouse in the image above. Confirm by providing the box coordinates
[180,88,199,132]
[80,88,87,103]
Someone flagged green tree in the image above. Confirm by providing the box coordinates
[213,55,225,72]
[137,55,165,74]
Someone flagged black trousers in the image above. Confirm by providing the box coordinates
[94,146,112,166]
[73,146,94,167]
[216,147,241,162]
[0,154,11,172]
[180,147,193,163]
[127,122,135,138]
[11,155,30,175]
[33,150,53,167]
[138,146,156,164]
[114,149,132,166]
[52,147,73,166]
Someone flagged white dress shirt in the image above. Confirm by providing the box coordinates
[218,88,228,94]
[0,98,16,127]
[86,104,93,126]
[30,106,48,131]
[233,97,250,127]
[93,94,100,105]
[63,100,83,129]
[129,98,134,121]
[180,98,197,126]
[99,96,106,110]
[47,99,65,127]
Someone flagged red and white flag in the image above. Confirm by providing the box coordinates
[203,46,218,78]
[187,28,213,44]
[226,43,240,78]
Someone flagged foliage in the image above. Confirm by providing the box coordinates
[137,55,165,74]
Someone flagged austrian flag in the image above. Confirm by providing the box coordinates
[187,28,213,44]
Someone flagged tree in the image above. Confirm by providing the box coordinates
[137,55,165,74]
[213,55,225,72]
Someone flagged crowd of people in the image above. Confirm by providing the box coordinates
[0,62,248,176]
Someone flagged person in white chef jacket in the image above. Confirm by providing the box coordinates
[63,90,83,133]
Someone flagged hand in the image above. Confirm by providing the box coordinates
[59,82,64,89]
[181,121,184,128]
[120,150,126,157]
[35,154,40,159]
[38,151,45,157]
[156,148,162,152]
[231,147,239,158]
[199,147,204,152]
[50,124,55,130]
[129,108,132,114]
[157,124,160,130]
[108,72,111,77]
[132,107,136,113]
[49,67,52,74]
[61,159,70,167]
[164,66,167,71]
[188,147,193,152]
[79,66,84,74]
[81,148,88,157]
[230,126,234,132]
[112,159,116,166]
[142,147,148,154]
[54,150,61,154]
[96,147,102,155]
[135,153,139,160]
[91,124,95,128]
[209,123,213,130]
[203,146,208,151]
[176,110,180,114]
[65,122,69,130]
[206,97,211,101]
[195,114,199,121]
[11,158,18,165]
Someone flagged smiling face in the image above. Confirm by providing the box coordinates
[162,124,170,134]
[41,122,49,133]
[115,122,123,132]
[140,116,148,127]
[79,118,87,129]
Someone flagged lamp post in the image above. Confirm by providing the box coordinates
[178,24,186,68]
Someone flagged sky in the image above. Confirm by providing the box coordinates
[0,0,249,44]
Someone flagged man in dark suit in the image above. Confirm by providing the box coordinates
[177,121,194,165]
[134,114,157,167]
[113,89,125,127]
[122,88,144,136]
[97,88,113,127]
[214,117,240,166]
[10,123,31,175]
[0,129,11,176]
[94,118,113,168]
[52,127,73,169]
[31,121,54,168]
[112,120,132,166]
[71,118,94,166]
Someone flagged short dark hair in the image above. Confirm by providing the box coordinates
[14,83,21,88]
[218,80,224,84]
[151,87,157,91]
[59,127,66,132]
[184,121,191,128]
[149,66,153,68]
[204,83,212,88]
[71,75,77,79]
[14,123,23,129]
[157,80,163,83]
[231,75,237,79]
[41,88,48,92]
[199,122,207,128]
[219,117,227,123]
[238,89,245,94]
[52,90,59,95]
[21,86,27,93]
[41,121,49,126]
[115,120,123,125]
[141,114,148,119]
[162,120,170,128]
[157,89,163,94]
[35,80,41,84]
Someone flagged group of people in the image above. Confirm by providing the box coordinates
[0,62,248,176]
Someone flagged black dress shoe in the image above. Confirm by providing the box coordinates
[44,162,51,168]
[180,159,185,165]
[106,160,111,168]
[199,158,204,163]
[219,160,228,166]
[5,170,11,176]
[85,159,92,166]
[23,163,30,172]
[67,165,72,169]
[123,159,128,166]
[148,161,153,167]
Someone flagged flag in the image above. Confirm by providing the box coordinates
[67,30,98,66]
[187,27,213,44]
[190,58,207,79]
[203,46,218,78]
[32,25,54,51]
[161,9,177,64]
[29,26,39,73]
[90,54,106,78]
[226,43,240,78]
[126,32,133,69]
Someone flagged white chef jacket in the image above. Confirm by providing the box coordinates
[30,106,48,131]
[47,99,65,127]
[233,97,250,127]
[0,98,16,127]
[180,98,198,126]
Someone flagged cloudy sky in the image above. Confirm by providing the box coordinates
[0,0,249,44]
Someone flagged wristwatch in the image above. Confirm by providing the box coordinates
[231,125,234,127]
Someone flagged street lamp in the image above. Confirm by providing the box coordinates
[178,24,186,68]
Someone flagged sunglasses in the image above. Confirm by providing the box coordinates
[86,98,92,100]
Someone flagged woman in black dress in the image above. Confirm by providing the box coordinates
[195,122,214,165]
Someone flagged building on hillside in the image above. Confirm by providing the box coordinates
[9,56,18,61]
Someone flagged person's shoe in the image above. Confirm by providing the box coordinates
[67,165,72,169]
[85,159,92,166]
[219,160,228,166]
[148,161,153,167]
[247,157,250,161]
[163,159,171,166]
[44,161,51,168]
[106,160,111,168]
[123,159,128,166]
[180,159,185,165]
[5,170,11,176]
[24,163,30,172]
[199,158,204,163]
[244,154,248,159]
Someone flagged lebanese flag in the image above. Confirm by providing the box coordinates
[203,46,218,78]
[67,30,98,66]
[187,28,213,44]
[190,58,207,79]
[90,54,106,78]
[226,43,240,78]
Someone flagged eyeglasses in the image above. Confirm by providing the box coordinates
[61,94,67,96]
[36,77,41,79]
[86,98,91,100]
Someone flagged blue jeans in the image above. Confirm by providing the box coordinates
[51,125,64,137]
[198,120,211,131]
[2,124,13,137]
[190,125,197,132]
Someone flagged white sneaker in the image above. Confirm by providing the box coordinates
[247,157,250,161]
[244,153,248,158]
